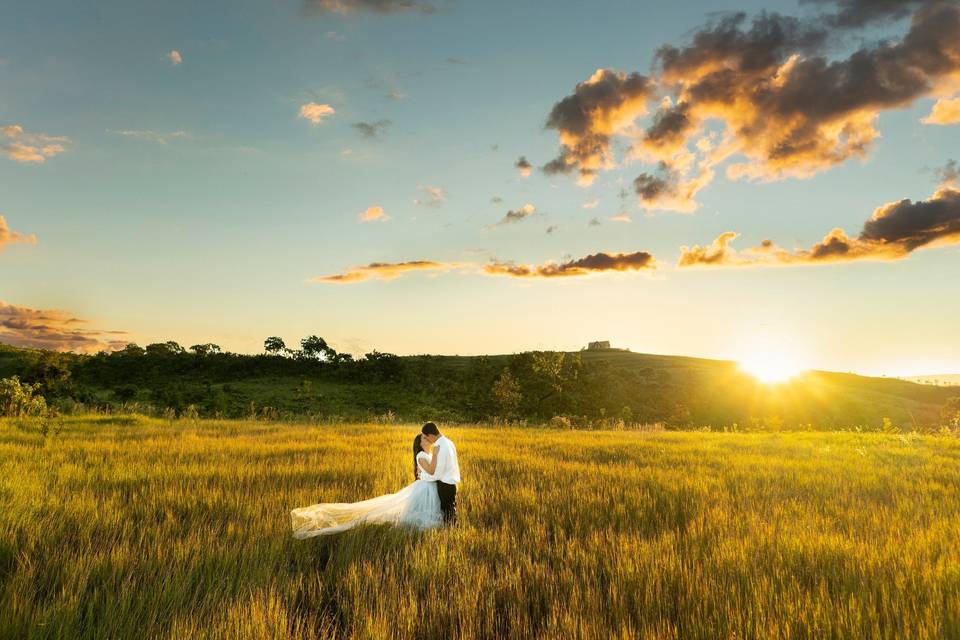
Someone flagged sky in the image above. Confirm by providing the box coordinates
[1,0,960,377]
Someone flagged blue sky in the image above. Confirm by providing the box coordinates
[2,0,959,376]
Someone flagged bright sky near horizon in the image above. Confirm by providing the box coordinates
[2,0,959,377]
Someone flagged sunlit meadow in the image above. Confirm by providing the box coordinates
[1,417,959,639]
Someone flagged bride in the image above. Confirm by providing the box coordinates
[291,434,442,538]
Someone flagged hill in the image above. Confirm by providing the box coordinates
[1,341,957,428]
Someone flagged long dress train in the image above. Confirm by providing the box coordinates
[291,451,442,538]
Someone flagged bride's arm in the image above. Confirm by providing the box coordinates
[420,448,439,475]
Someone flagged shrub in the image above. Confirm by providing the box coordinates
[0,376,49,418]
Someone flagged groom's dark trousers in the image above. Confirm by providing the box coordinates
[436,482,457,525]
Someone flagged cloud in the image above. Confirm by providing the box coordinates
[515,156,532,177]
[2,124,70,164]
[935,159,960,185]
[803,0,932,29]
[325,30,347,41]
[679,185,960,267]
[922,97,960,125]
[167,50,182,66]
[310,260,460,283]
[0,216,37,251]
[484,250,656,278]
[490,196,503,204]
[299,102,336,124]
[543,68,655,186]
[582,199,600,209]
[633,160,715,213]
[0,301,129,353]
[359,205,390,222]
[108,129,190,144]
[414,185,445,207]
[609,213,632,222]
[588,217,602,227]
[546,225,558,234]
[386,90,406,101]
[446,57,466,65]
[352,119,392,138]
[544,1,960,210]
[491,203,536,227]
[303,0,437,14]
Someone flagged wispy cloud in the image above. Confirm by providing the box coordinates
[490,203,536,227]
[299,102,336,124]
[310,260,461,283]
[1,125,69,164]
[303,0,437,15]
[582,199,600,209]
[352,119,392,138]
[0,301,129,353]
[108,129,190,144]
[414,185,445,207]
[166,50,182,66]
[484,250,657,278]
[0,216,37,251]
[359,205,390,222]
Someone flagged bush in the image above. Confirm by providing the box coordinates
[0,376,49,417]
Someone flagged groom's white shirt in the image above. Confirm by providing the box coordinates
[433,435,461,484]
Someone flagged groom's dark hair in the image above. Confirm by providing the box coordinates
[421,422,440,436]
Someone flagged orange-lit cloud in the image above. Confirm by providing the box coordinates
[299,102,336,124]
[2,125,70,164]
[0,301,129,353]
[310,260,461,283]
[582,199,599,209]
[484,250,656,278]
[515,156,532,178]
[679,185,960,267]
[358,205,389,222]
[0,216,37,251]
[167,50,183,66]
[543,68,655,186]
[543,2,960,211]
[922,97,960,125]
[490,203,536,227]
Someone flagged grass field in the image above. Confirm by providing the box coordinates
[1,417,959,639]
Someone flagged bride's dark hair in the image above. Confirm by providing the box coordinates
[412,434,423,480]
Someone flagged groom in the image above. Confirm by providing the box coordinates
[421,422,460,525]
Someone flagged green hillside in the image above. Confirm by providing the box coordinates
[1,341,957,429]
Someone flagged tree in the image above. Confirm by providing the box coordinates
[942,396,960,428]
[145,341,184,356]
[491,369,522,419]
[25,352,72,395]
[300,335,336,361]
[264,337,287,355]
[190,343,221,356]
[364,350,403,380]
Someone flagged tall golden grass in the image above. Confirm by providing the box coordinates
[1,416,958,638]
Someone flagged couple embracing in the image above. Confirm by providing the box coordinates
[291,422,460,538]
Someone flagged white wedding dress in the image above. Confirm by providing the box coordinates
[291,451,442,538]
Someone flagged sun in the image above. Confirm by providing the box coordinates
[739,349,806,384]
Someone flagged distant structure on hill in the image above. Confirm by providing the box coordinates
[586,341,611,351]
